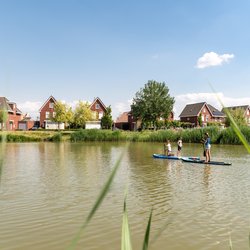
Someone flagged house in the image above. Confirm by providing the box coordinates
[0,97,23,131]
[222,105,250,126]
[39,95,64,129]
[90,97,107,120]
[179,102,225,127]
[115,111,174,131]
[18,114,35,130]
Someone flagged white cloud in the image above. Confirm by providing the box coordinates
[174,92,250,119]
[196,52,234,69]
[112,99,132,120]
[18,101,42,120]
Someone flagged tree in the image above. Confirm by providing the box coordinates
[225,108,247,127]
[73,101,95,128]
[0,109,7,131]
[101,105,113,129]
[131,80,175,129]
[198,113,202,127]
[52,101,74,129]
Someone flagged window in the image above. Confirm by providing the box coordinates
[49,102,54,109]
[95,103,100,109]
[53,112,56,118]
[206,115,209,122]
[203,109,206,113]
[247,109,249,115]
[46,112,50,119]
[202,115,204,121]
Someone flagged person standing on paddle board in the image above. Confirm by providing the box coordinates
[164,140,173,156]
[177,137,182,157]
[203,132,211,163]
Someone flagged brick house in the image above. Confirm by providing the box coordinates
[179,102,225,127]
[39,95,64,129]
[115,111,174,131]
[90,97,107,120]
[222,105,250,126]
[0,97,23,131]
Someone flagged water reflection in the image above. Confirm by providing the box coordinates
[0,142,250,250]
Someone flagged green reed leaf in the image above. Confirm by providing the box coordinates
[67,149,125,250]
[121,195,133,250]
[210,84,250,154]
[142,208,153,250]
[229,233,233,250]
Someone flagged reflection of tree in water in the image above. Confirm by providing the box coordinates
[125,142,175,232]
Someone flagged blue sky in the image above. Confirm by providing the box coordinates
[1,0,250,119]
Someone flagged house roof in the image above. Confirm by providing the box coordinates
[115,112,129,123]
[207,104,225,117]
[0,97,22,114]
[0,97,12,112]
[179,102,206,117]
[90,97,107,111]
[222,105,250,113]
[179,102,225,118]
[39,95,57,112]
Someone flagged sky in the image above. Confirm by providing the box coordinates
[1,0,250,120]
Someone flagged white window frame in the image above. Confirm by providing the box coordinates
[49,102,54,109]
[46,112,50,119]
[95,103,100,109]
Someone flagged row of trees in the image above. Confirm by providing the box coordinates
[52,101,112,129]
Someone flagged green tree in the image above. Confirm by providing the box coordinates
[225,108,247,127]
[73,101,94,128]
[198,113,202,127]
[131,80,175,130]
[101,105,113,129]
[52,101,74,129]
[0,109,7,131]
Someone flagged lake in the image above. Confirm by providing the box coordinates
[0,142,250,250]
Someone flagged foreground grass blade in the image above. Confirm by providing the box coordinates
[210,84,250,153]
[229,233,233,250]
[142,208,153,250]
[0,131,7,184]
[67,150,125,250]
[121,196,133,250]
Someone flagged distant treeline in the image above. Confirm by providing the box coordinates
[0,126,250,144]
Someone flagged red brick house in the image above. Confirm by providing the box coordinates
[222,105,250,126]
[90,97,107,120]
[39,95,64,129]
[179,102,225,127]
[0,97,23,131]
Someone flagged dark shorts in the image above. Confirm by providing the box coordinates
[178,146,182,151]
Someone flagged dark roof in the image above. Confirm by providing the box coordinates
[179,102,206,117]
[207,104,225,117]
[0,97,22,114]
[0,97,12,112]
[180,102,225,118]
[222,105,250,112]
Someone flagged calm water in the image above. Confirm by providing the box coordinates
[0,142,250,250]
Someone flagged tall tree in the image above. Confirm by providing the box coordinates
[101,105,113,129]
[131,80,175,129]
[73,101,95,128]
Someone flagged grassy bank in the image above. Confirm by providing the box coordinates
[70,126,250,145]
[1,126,250,144]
